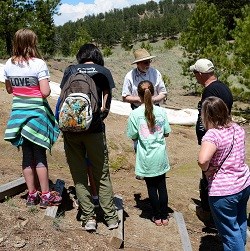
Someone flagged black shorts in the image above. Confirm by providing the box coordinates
[21,138,48,168]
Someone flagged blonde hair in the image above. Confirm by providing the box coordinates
[11,28,42,63]
[201,96,232,130]
[138,81,155,131]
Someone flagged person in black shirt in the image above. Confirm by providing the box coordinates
[57,44,119,232]
[190,58,233,227]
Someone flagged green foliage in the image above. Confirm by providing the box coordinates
[204,0,250,36]
[110,155,127,170]
[102,47,113,57]
[232,6,250,65]
[183,80,203,95]
[121,32,133,51]
[231,86,250,103]
[0,38,7,58]
[55,1,191,53]
[28,206,39,214]
[180,1,227,54]
[164,40,176,50]
[230,6,250,102]
[32,0,60,56]
[162,74,171,92]
[140,42,153,52]
[162,74,171,86]
[70,30,91,56]
[180,1,230,94]
[5,196,17,207]
[180,0,250,106]
[0,0,60,57]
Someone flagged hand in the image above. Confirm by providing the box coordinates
[100,107,109,120]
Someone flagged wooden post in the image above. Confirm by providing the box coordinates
[44,179,65,218]
[109,195,124,249]
[0,177,26,201]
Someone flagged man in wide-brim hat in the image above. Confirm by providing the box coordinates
[122,48,167,110]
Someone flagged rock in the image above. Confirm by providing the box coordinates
[188,203,197,212]
[232,115,247,124]
[13,239,26,248]
[20,219,29,227]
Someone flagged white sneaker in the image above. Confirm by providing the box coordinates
[84,218,96,231]
[108,222,119,230]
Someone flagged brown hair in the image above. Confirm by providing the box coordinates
[11,28,42,63]
[201,96,232,130]
[138,80,155,131]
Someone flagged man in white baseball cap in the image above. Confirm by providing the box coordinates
[189,58,214,73]
[190,58,233,228]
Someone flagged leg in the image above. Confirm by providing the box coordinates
[144,176,161,221]
[63,133,95,224]
[237,186,250,245]
[86,158,99,207]
[32,143,49,193]
[21,139,37,193]
[86,158,98,197]
[209,189,249,251]
[86,132,118,226]
[157,174,168,220]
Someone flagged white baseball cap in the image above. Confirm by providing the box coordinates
[189,59,214,73]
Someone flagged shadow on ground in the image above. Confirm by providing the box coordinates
[199,234,223,251]
[133,193,174,221]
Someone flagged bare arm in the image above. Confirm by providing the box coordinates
[101,89,112,120]
[198,141,216,172]
[152,93,166,104]
[39,79,51,98]
[101,89,109,112]
[5,80,13,94]
[122,95,141,105]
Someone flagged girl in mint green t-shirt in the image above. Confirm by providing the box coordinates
[127,80,171,226]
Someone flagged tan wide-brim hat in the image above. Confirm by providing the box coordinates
[132,48,156,64]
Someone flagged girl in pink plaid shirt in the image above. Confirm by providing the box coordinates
[198,96,250,251]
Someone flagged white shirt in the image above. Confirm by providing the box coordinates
[122,67,166,107]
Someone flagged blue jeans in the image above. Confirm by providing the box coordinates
[209,186,250,251]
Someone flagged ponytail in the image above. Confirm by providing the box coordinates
[138,81,155,131]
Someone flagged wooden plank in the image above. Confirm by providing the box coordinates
[109,195,124,249]
[44,179,65,219]
[174,211,192,251]
[0,177,26,201]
